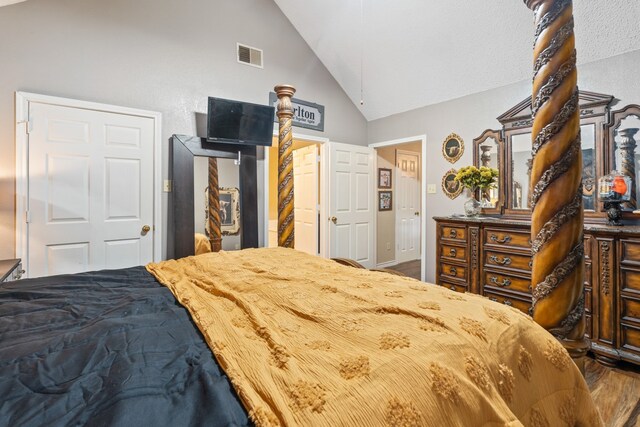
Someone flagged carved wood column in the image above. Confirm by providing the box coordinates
[275,84,296,248]
[208,157,222,252]
[524,0,588,370]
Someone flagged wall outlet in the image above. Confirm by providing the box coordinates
[427,184,436,194]
[386,242,391,251]
[163,180,172,192]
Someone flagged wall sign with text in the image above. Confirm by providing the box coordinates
[269,92,325,132]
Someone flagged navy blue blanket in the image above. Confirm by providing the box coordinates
[0,266,251,427]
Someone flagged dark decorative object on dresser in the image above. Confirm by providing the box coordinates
[435,89,640,368]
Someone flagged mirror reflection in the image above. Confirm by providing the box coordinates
[194,156,242,252]
[613,114,640,211]
[581,124,596,211]
[478,137,499,208]
[511,133,532,210]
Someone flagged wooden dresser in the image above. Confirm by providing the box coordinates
[435,216,640,367]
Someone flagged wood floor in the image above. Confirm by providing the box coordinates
[388,259,421,280]
[586,357,640,426]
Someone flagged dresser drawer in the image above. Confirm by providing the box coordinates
[439,279,467,293]
[483,290,532,315]
[621,239,640,265]
[440,262,466,281]
[622,296,640,324]
[483,270,531,295]
[440,225,467,242]
[484,250,532,273]
[620,268,640,294]
[621,323,640,356]
[484,228,531,250]
[440,244,466,261]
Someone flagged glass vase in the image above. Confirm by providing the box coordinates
[464,195,480,217]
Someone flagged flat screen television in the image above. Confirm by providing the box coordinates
[207,97,275,146]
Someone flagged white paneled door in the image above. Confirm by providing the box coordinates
[27,102,155,277]
[328,142,375,268]
[293,144,319,255]
[395,150,421,263]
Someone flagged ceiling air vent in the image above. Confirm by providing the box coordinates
[237,43,263,68]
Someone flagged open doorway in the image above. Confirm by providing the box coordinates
[370,136,427,281]
[267,136,324,256]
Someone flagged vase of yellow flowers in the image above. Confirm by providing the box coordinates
[454,166,500,216]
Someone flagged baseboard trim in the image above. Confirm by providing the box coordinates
[376,260,398,268]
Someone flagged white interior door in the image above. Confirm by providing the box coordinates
[328,142,375,268]
[293,144,319,255]
[395,150,421,263]
[27,102,155,277]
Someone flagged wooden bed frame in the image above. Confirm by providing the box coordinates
[272,0,587,370]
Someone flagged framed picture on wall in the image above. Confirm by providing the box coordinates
[378,191,393,211]
[378,168,392,189]
[442,132,464,163]
[441,169,463,199]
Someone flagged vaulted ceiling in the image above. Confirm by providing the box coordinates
[274,0,640,121]
[3,1,639,121]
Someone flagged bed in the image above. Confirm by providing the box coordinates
[2,1,602,425]
[2,248,600,426]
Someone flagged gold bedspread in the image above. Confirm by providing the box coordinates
[146,247,602,427]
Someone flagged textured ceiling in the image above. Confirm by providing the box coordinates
[274,0,640,121]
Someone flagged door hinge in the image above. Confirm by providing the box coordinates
[25,211,31,223]
[26,119,33,134]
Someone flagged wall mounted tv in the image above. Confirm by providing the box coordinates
[207,97,275,146]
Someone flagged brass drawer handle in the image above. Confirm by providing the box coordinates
[448,267,458,276]
[449,229,458,238]
[528,260,533,269]
[489,297,498,302]
[449,248,457,257]
[489,276,511,287]
[489,255,512,266]
[503,299,513,307]
[490,234,512,244]
[450,285,457,291]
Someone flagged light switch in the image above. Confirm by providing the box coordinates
[427,184,436,194]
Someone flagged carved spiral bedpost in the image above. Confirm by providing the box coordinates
[208,157,222,252]
[275,84,296,248]
[524,0,587,371]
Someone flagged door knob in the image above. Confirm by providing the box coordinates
[414,212,420,216]
[141,225,151,235]
[329,216,337,224]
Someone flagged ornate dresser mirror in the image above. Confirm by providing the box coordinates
[607,104,640,214]
[472,129,504,214]
[478,90,615,219]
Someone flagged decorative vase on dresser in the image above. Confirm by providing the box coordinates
[434,91,640,367]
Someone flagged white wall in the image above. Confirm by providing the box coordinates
[368,49,640,283]
[0,0,368,259]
